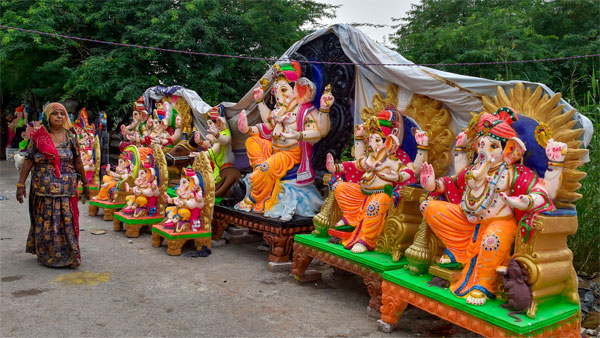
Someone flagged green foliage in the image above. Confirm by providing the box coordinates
[393,0,599,274]
[570,73,599,275]
[392,0,599,107]
[0,0,335,124]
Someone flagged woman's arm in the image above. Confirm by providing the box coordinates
[16,159,33,203]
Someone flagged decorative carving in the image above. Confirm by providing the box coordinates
[192,152,215,229]
[480,83,587,208]
[364,276,383,312]
[361,85,399,122]
[312,174,342,236]
[291,246,314,277]
[153,146,169,216]
[379,280,409,327]
[263,233,294,262]
[404,94,454,176]
[513,214,580,314]
[376,186,424,261]
[293,242,383,313]
[405,219,435,275]
[379,281,580,337]
[211,205,314,263]
[291,33,356,183]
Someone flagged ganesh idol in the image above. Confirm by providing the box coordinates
[120,96,149,151]
[164,168,205,232]
[96,155,132,201]
[419,107,566,306]
[235,62,334,218]
[325,110,428,253]
[123,168,160,217]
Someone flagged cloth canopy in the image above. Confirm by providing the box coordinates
[217,24,593,160]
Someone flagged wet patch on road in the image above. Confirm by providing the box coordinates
[2,275,24,282]
[12,288,49,297]
[51,271,112,285]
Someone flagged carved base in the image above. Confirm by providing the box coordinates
[379,280,580,337]
[292,242,383,315]
[113,212,163,237]
[212,205,313,263]
[113,217,122,231]
[103,208,115,221]
[89,205,99,217]
[151,224,211,256]
[151,232,211,256]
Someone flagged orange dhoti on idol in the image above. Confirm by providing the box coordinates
[245,134,302,213]
[423,200,517,298]
[334,182,392,251]
[96,175,118,200]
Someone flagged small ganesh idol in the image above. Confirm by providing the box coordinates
[123,168,160,217]
[419,107,566,306]
[235,61,334,217]
[325,110,427,253]
[120,96,149,151]
[96,154,132,201]
[81,148,96,185]
[164,168,205,233]
[147,114,181,149]
[188,104,238,197]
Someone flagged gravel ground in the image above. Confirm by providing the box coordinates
[0,160,478,338]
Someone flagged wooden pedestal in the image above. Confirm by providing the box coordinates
[211,204,314,263]
[151,224,211,256]
[89,197,128,221]
[378,269,581,337]
[113,211,163,238]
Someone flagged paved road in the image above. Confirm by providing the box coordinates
[0,160,476,337]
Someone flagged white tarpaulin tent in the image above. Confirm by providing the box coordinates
[220,24,593,158]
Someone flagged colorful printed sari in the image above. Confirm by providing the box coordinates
[25,129,81,267]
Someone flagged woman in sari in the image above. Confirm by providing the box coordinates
[16,102,90,268]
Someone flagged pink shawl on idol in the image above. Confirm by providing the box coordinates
[295,103,316,185]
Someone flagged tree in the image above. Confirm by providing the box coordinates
[0,0,335,124]
[391,0,600,274]
[391,0,599,107]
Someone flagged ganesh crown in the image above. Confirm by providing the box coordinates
[273,61,302,83]
[365,105,400,138]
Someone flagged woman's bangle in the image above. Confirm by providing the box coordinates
[16,183,25,188]
[417,145,429,151]
[454,147,467,152]
[298,132,304,141]
[319,108,330,114]
[256,99,264,104]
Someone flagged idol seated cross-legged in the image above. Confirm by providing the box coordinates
[419,107,566,306]
[235,62,334,219]
[325,108,429,253]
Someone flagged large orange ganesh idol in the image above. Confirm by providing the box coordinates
[419,107,566,306]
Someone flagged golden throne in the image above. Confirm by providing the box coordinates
[312,85,454,261]
[405,82,586,316]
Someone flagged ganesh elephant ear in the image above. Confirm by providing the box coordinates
[385,134,400,154]
[503,137,527,165]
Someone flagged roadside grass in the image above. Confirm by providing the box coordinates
[571,104,599,276]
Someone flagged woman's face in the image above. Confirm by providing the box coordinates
[49,110,66,128]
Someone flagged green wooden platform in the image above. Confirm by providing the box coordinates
[294,234,407,272]
[382,268,579,335]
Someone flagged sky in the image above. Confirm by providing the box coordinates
[318,0,420,46]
